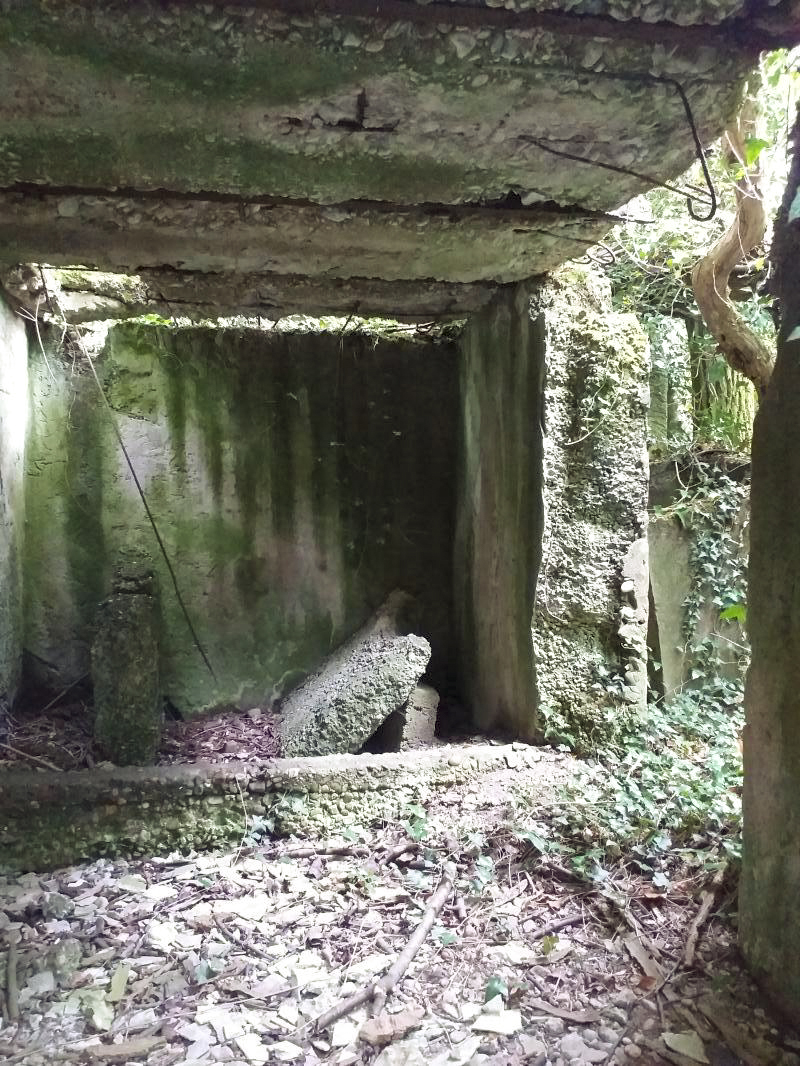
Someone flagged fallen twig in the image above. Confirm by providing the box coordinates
[213,917,274,961]
[6,939,19,1021]
[38,673,89,715]
[535,912,584,939]
[0,741,62,772]
[527,997,600,1024]
[379,841,420,866]
[313,861,456,1031]
[683,866,726,967]
[276,843,370,860]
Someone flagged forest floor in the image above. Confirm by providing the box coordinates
[0,693,283,771]
[1,764,798,1066]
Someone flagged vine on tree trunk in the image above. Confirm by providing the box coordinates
[691,95,775,395]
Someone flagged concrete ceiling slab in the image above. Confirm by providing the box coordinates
[0,0,794,316]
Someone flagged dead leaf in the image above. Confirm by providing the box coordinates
[663,1031,709,1064]
[360,1007,425,1046]
[471,1008,523,1035]
[623,933,664,980]
[107,964,130,1003]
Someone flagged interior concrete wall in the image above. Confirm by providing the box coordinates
[454,267,650,743]
[22,322,458,713]
[454,283,544,739]
[0,293,28,701]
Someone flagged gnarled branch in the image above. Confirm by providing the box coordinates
[691,97,774,396]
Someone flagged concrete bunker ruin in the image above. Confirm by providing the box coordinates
[0,0,794,871]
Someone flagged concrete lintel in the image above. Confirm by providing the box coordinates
[0,190,611,286]
[3,265,500,322]
[203,0,798,53]
[0,742,563,870]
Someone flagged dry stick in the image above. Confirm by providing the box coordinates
[6,939,19,1021]
[0,740,62,772]
[313,862,456,1032]
[379,841,420,866]
[535,912,585,939]
[683,866,726,967]
[38,673,89,715]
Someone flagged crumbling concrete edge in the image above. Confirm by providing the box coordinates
[0,744,557,872]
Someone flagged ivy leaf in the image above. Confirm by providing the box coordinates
[743,136,770,168]
[433,926,458,947]
[719,604,747,624]
[706,357,729,384]
[540,934,558,955]
[484,976,508,1002]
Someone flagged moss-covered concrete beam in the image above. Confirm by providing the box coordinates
[220,0,800,51]
[0,743,565,870]
[3,264,499,322]
[0,1,752,220]
[0,190,611,286]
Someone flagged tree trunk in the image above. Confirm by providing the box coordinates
[739,104,800,1025]
[691,97,774,395]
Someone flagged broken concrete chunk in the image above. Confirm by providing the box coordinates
[373,684,440,752]
[92,554,162,766]
[279,593,431,757]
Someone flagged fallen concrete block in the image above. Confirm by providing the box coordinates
[279,593,431,758]
[371,684,440,752]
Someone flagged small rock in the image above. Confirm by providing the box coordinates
[583,1050,609,1063]
[625,1046,642,1060]
[42,893,73,918]
[518,1035,547,1057]
[49,938,82,980]
[561,1033,587,1059]
[545,1017,565,1035]
[27,970,56,995]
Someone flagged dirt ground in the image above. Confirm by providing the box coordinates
[0,690,283,771]
[1,762,797,1066]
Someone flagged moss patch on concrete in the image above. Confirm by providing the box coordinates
[22,322,457,713]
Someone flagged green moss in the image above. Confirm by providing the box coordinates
[62,387,108,629]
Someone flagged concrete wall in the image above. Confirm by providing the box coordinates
[533,269,650,745]
[454,268,650,744]
[23,322,457,712]
[648,460,749,703]
[0,293,28,701]
[454,284,544,739]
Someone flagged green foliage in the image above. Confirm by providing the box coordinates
[484,976,508,1002]
[523,464,749,878]
[403,802,430,842]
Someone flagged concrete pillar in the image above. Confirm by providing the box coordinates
[0,294,29,702]
[454,284,544,739]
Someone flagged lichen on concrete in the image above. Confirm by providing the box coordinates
[0,2,751,216]
[533,266,650,747]
[0,744,564,871]
[22,320,457,714]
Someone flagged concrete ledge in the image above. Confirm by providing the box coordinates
[0,744,561,871]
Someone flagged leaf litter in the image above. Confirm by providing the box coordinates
[1,776,798,1066]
